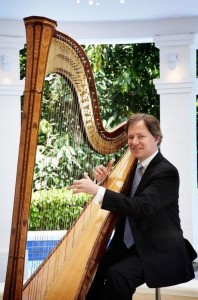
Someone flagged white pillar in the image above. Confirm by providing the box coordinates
[0,36,24,282]
[154,34,198,250]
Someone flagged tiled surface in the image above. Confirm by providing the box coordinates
[26,239,59,261]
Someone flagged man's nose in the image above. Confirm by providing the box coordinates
[132,136,139,144]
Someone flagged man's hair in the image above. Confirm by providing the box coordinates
[125,113,163,146]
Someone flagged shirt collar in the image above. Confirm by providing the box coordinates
[139,150,158,171]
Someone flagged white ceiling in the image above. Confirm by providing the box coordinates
[1,0,198,23]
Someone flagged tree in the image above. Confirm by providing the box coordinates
[84,43,160,128]
[20,43,160,126]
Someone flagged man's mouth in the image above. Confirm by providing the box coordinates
[132,148,141,151]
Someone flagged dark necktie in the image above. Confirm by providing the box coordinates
[123,162,143,248]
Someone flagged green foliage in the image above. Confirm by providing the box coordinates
[84,43,160,126]
[20,46,26,80]
[34,114,117,191]
[34,126,82,190]
[29,188,91,230]
[20,43,160,128]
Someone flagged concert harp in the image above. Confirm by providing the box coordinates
[3,16,136,300]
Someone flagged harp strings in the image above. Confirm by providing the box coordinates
[24,32,127,299]
[25,33,95,296]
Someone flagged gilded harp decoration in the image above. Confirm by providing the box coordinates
[3,16,135,300]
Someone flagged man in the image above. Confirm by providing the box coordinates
[69,113,197,300]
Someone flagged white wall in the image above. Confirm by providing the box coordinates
[0,36,24,282]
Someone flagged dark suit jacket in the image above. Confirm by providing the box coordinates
[101,152,197,288]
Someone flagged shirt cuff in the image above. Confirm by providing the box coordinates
[94,186,106,205]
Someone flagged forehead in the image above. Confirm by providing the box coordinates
[127,120,148,133]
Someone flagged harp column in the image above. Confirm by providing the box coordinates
[154,34,198,252]
[0,35,24,283]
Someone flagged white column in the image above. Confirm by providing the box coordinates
[0,36,25,282]
[154,34,198,250]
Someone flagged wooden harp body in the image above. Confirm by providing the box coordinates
[3,16,136,300]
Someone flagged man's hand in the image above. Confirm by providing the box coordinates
[68,173,99,195]
[93,160,113,183]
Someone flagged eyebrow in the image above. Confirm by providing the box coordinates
[127,133,146,136]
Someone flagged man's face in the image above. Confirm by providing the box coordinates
[127,120,159,162]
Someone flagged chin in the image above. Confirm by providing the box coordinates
[132,153,141,159]
[130,149,142,159]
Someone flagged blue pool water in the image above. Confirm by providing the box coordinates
[26,239,59,261]
[26,230,66,277]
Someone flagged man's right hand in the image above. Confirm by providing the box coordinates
[93,160,114,183]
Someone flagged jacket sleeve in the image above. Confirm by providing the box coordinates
[101,162,179,217]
